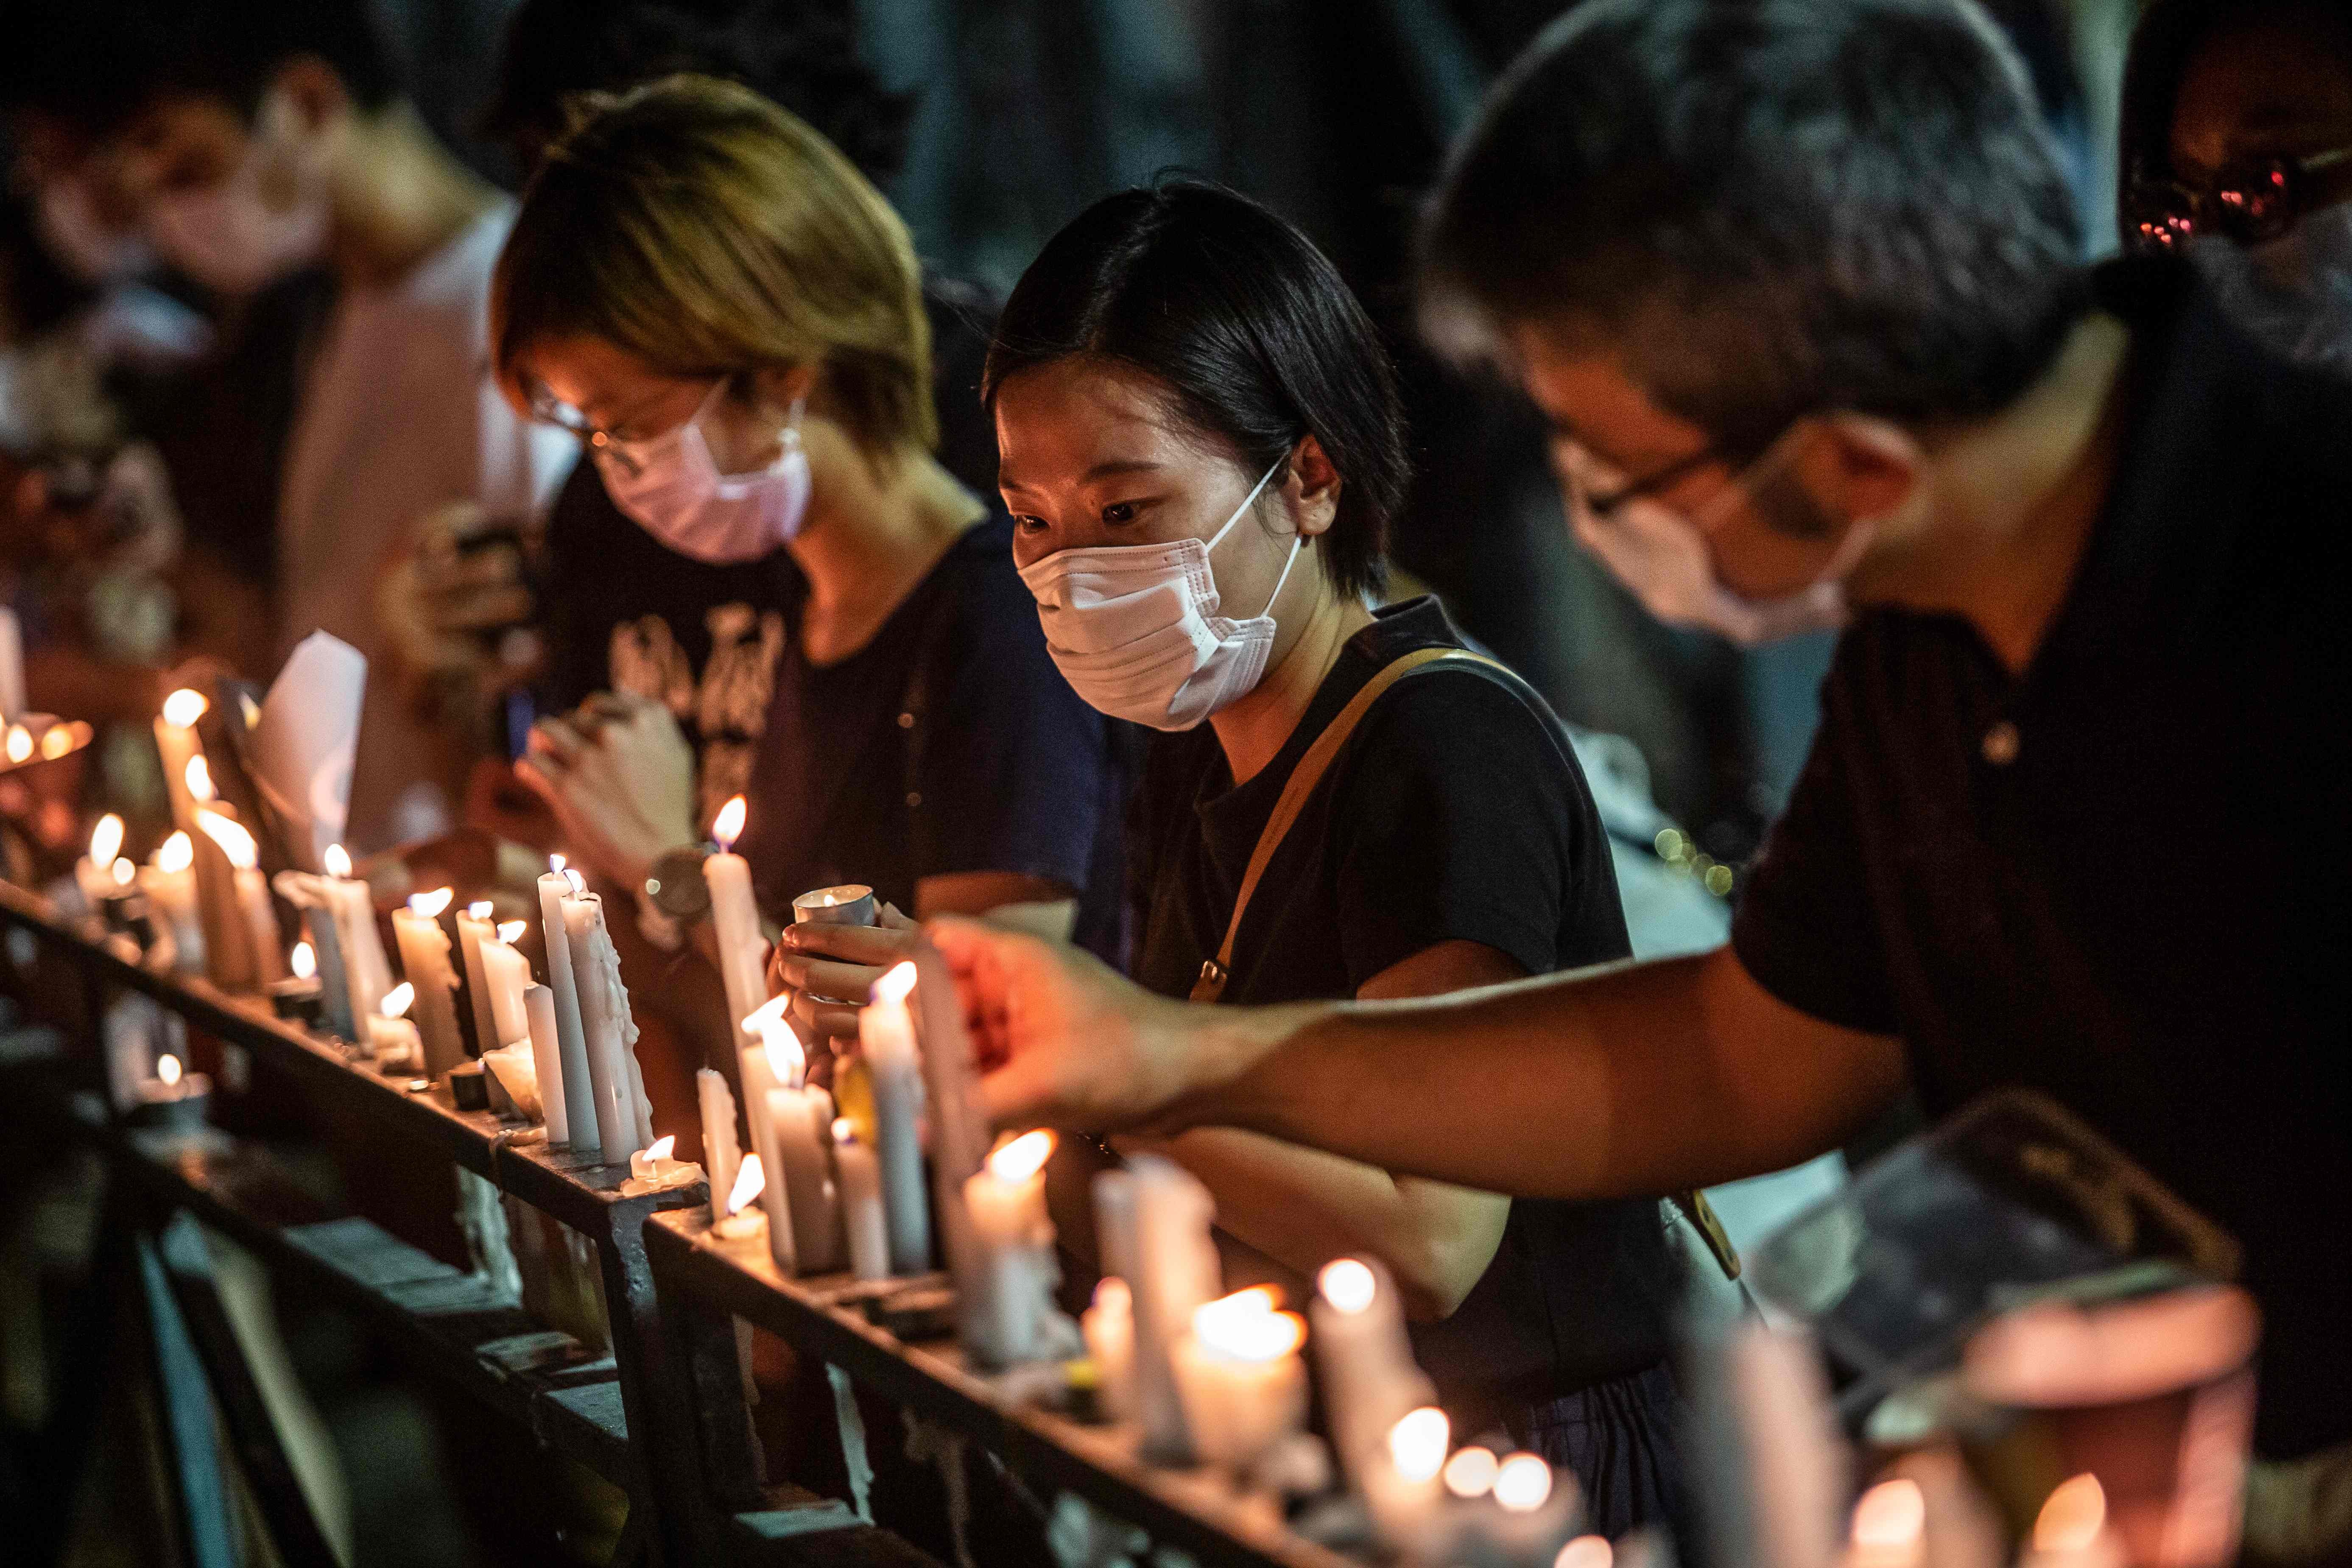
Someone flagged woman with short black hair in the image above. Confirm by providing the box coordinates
[986,180,1682,1533]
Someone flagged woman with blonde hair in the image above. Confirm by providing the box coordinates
[493,76,1126,1068]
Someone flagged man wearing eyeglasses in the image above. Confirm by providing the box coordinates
[933,0,2352,1555]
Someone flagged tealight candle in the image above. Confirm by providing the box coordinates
[792,883,877,928]
[959,1130,1061,1368]
[198,809,284,987]
[1311,1255,1437,1486]
[130,1051,213,1131]
[697,1067,741,1225]
[536,860,597,1152]
[140,831,207,976]
[832,1117,888,1281]
[858,961,930,1275]
[704,796,770,1052]
[391,889,466,1077]
[367,983,425,1072]
[1169,1287,1308,1471]
[454,900,500,1057]
[1083,1278,1137,1421]
[629,1133,692,1184]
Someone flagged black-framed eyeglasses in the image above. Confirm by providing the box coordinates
[1555,438,1722,520]
[2125,144,2352,253]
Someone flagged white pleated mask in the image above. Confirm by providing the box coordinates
[1017,458,1299,730]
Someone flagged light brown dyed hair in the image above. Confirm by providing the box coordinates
[492,73,936,458]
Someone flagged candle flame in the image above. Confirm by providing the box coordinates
[549,852,566,874]
[646,1135,675,1162]
[239,692,260,730]
[1493,1454,1553,1514]
[156,830,193,873]
[1443,1445,1500,1499]
[744,993,792,1038]
[40,724,73,760]
[726,1154,765,1216]
[759,1011,806,1086]
[4,726,31,763]
[713,794,746,852]
[2032,1474,2107,1554]
[408,887,454,919]
[184,754,215,801]
[291,941,316,979]
[563,869,586,897]
[381,981,414,1019]
[1319,1258,1377,1316]
[111,857,135,886]
[466,900,492,919]
[831,1115,859,1146]
[986,1129,1056,1185]
[89,812,124,866]
[196,808,257,870]
[1852,1478,1926,1562]
[1387,1408,1450,1483]
[1555,1538,1613,1568]
[871,961,916,1006]
[1190,1287,1302,1362]
[158,1054,183,1087]
[324,843,352,878]
[497,920,526,944]
[162,688,208,728]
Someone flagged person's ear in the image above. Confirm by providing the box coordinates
[269,57,353,137]
[1801,414,1923,528]
[1285,434,1343,537]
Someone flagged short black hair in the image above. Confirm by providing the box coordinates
[983,179,1407,602]
[1420,0,2088,453]
[0,0,401,138]
[484,0,912,181]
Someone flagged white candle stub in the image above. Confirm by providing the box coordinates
[629,1134,694,1186]
[712,1153,769,1241]
[1170,1286,1308,1470]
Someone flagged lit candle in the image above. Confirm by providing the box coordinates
[1361,1406,1450,1541]
[704,796,770,1053]
[322,844,393,1024]
[561,889,646,1160]
[274,874,355,1039]
[1311,1256,1437,1486]
[958,1130,1063,1368]
[198,809,284,987]
[152,693,240,974]
[76,813,126,910]
[697,1067,741,1225]
[140,830,207,976]
[1097,1156,1221,1464]
[366,983,424,1072]
[713,1154,768,1242]
[536,861,598,1153]
[1083,1278,1137,1421]
[858,962,931,1275]
[0,606,22,720]
[1484,1451,1577,1563]
[268,939,326,1024]
[1169,1287,1308,1470]
[390,889,466,1077]
[454,900,500,1057]
[832,1117,888,1281]
[520,984,569,1143]
[480,921,533,1047]
[752,1006,841,1273]
[629,1132,693,1184]
[130,1050,214,1130]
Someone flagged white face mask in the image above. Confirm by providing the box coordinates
[2194,199,2352,374]
[1559,429,1868,646]
[145,98,328,295]
[1018,458,1298,730]
[596,380,812,565]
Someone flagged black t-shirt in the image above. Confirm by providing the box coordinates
[1131,596,1674,1428]
[1732,257,2352,1460]
[730,512,1128,962]
[535,278,1002,826]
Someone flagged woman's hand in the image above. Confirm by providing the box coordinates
[769,902,916,1047]
[516,691,699,889]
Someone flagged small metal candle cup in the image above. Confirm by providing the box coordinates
[792,884,876,928]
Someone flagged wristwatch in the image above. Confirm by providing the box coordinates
[644,846,714,925]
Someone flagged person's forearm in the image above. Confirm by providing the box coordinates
[1161,948,1906,1201]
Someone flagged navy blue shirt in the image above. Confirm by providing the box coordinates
[733,513,1129,962]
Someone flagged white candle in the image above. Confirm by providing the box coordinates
[832,1118,889,1282]
[1083,1278,1137,1420]
[859,961,931,1275]
[561,890,643,1161]
[1311,1256,1437,1487]
[697,1068,741,1224]
[322,844,393,1024]
[629,1133,691,1183]
[1099,1156,1221,1464]
[276,876,355,1039]
[199,809,285,987]
[752,1007,840,1273]
[1361,1406,1450,1544]
[959,1130,1061,1368]
[368,982,424,1071]
[76,813,126,911]
[705,796,771,1052]
[454,902,499,1057]
[139,832,206,975]
[536,866,598,1153]
[737,1001,794,1272]
[521,984,569,1143]
[154,690,248,985]
[391,889,466,1078]
[481,923,533,1047]
[1169,1287,1308,1470]
[0,606,23,719]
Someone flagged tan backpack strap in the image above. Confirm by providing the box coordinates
[1191,648,1507,1002]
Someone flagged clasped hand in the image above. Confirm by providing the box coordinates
[516,690,698,891]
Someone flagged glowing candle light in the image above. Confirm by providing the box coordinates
[141,830,206,975]
[199,809,284,986]
[1494,1454,1553,1514]
[960,1130,1064,1367]
[1391,1407,1450,1485]
[76,813,127,908]
[5,726,32,764]
[40,724,71,759]
[89,813,124,867]
[1444,1446,1500,1499]
[162,688,208,729]
[1170,1286,1309,1469]
[629,1133,689,1183]
[291,941,316,979]
[110,857,135,886]
[1313,1254,1436,1486]
[702,794,773,1054]
[858,961,930,1275]
[184,754,214,802]
[159,1053,182,1087]
[391,890,466,1076]
[1555,1537,1613,1568]
[366,981,422,1068]
[753,1005,840,1274]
